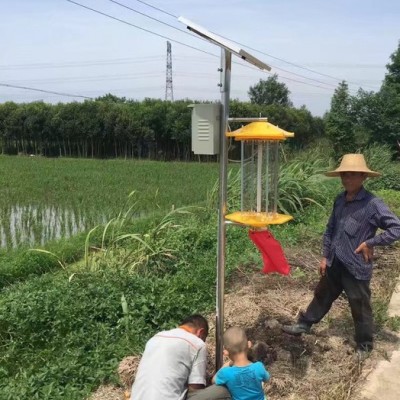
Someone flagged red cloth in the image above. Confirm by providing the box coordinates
[249,230,290,275]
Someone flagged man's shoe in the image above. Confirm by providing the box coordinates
[355,345,372,362]
[281,323,311,336]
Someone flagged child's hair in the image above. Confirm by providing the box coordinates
[223,326,248,355]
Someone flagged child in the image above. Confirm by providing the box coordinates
[213,326,270,400]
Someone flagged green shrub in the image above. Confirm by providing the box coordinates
[364,144,400,191]
[0,264,218,399]
[376,189,400,216]
[0,230,98,290]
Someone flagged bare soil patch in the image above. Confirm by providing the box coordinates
[90,245,400,400]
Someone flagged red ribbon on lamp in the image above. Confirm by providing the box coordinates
[249,230,290,275]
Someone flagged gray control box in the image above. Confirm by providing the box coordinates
[189,103,221,155]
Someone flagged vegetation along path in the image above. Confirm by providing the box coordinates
[91,243,400,400]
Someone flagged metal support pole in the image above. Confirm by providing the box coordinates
[256,143,262,212]
[216,48,231,371]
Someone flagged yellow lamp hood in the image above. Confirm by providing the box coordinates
[226,121,294,141]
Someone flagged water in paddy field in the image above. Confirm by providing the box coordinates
[0,204,107,249]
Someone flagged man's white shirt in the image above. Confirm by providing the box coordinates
[131,328,207,400]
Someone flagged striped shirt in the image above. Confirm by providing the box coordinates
[323,187,400,280]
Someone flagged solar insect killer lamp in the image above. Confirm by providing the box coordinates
[178,16,281,371]
[225,121,295,228]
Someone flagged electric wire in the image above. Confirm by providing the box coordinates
[215,33,379,91]
[133,0,176,18]
[3,0,362,101]
[0,83,93,99]
[0,55,382,91]
[108,0,365,93]
[107,0,200,40]
[6,70,344,85]
[110,0,337,90]
[0,56,164,70]
[7,73,165,85]
[65,0,354,94]
[65,0,218,58]
[133,0,379,90]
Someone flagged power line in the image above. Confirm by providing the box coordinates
[133,0,177,18]
[112,0,337,90]
[216,34,378,91]
[0,83,93,99]
[110,1,361,93]
[0,56,164,70]
[65,0,218,58]
[134,0,378,91]
[64,0,355,95]
[107,0,195,38]
[62,2,262,76]
[7,72,165,85]
[0,54,382,89]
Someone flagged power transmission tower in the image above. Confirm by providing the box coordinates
[165,41,174,101]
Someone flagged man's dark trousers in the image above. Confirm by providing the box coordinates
[298,257,373,349]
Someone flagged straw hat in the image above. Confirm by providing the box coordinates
[325,154,381,177]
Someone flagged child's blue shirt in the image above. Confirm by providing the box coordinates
[215,361,270,400]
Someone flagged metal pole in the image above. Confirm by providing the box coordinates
[256,143,262,212]
[216,48,231,371]
[241,141,244,211]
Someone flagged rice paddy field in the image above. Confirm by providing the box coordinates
[0,155,219,249]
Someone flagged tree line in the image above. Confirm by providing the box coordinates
[0,95,322,160]
[0,41,399,160]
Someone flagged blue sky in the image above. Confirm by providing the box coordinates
[1,0,399,115]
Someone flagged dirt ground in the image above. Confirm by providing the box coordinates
[90,245,400,400]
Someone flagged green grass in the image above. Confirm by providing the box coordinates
[0,156,219,208]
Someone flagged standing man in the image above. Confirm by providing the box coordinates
[131,314,231,400]
[282,154,400,358]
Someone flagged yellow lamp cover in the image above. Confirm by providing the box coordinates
[226,121,294,141]
[225,211,293,228]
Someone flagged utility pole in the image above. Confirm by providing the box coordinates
[165,41,174,101]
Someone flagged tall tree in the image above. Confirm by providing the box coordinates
[385,40,400,87]
[325,81,355,154]
[351,89,382,147]
[379,41,400,152]
[248,74,293,107]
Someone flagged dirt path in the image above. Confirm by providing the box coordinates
[90,245,400,400]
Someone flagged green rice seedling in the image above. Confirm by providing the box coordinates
[0,156,219,249]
